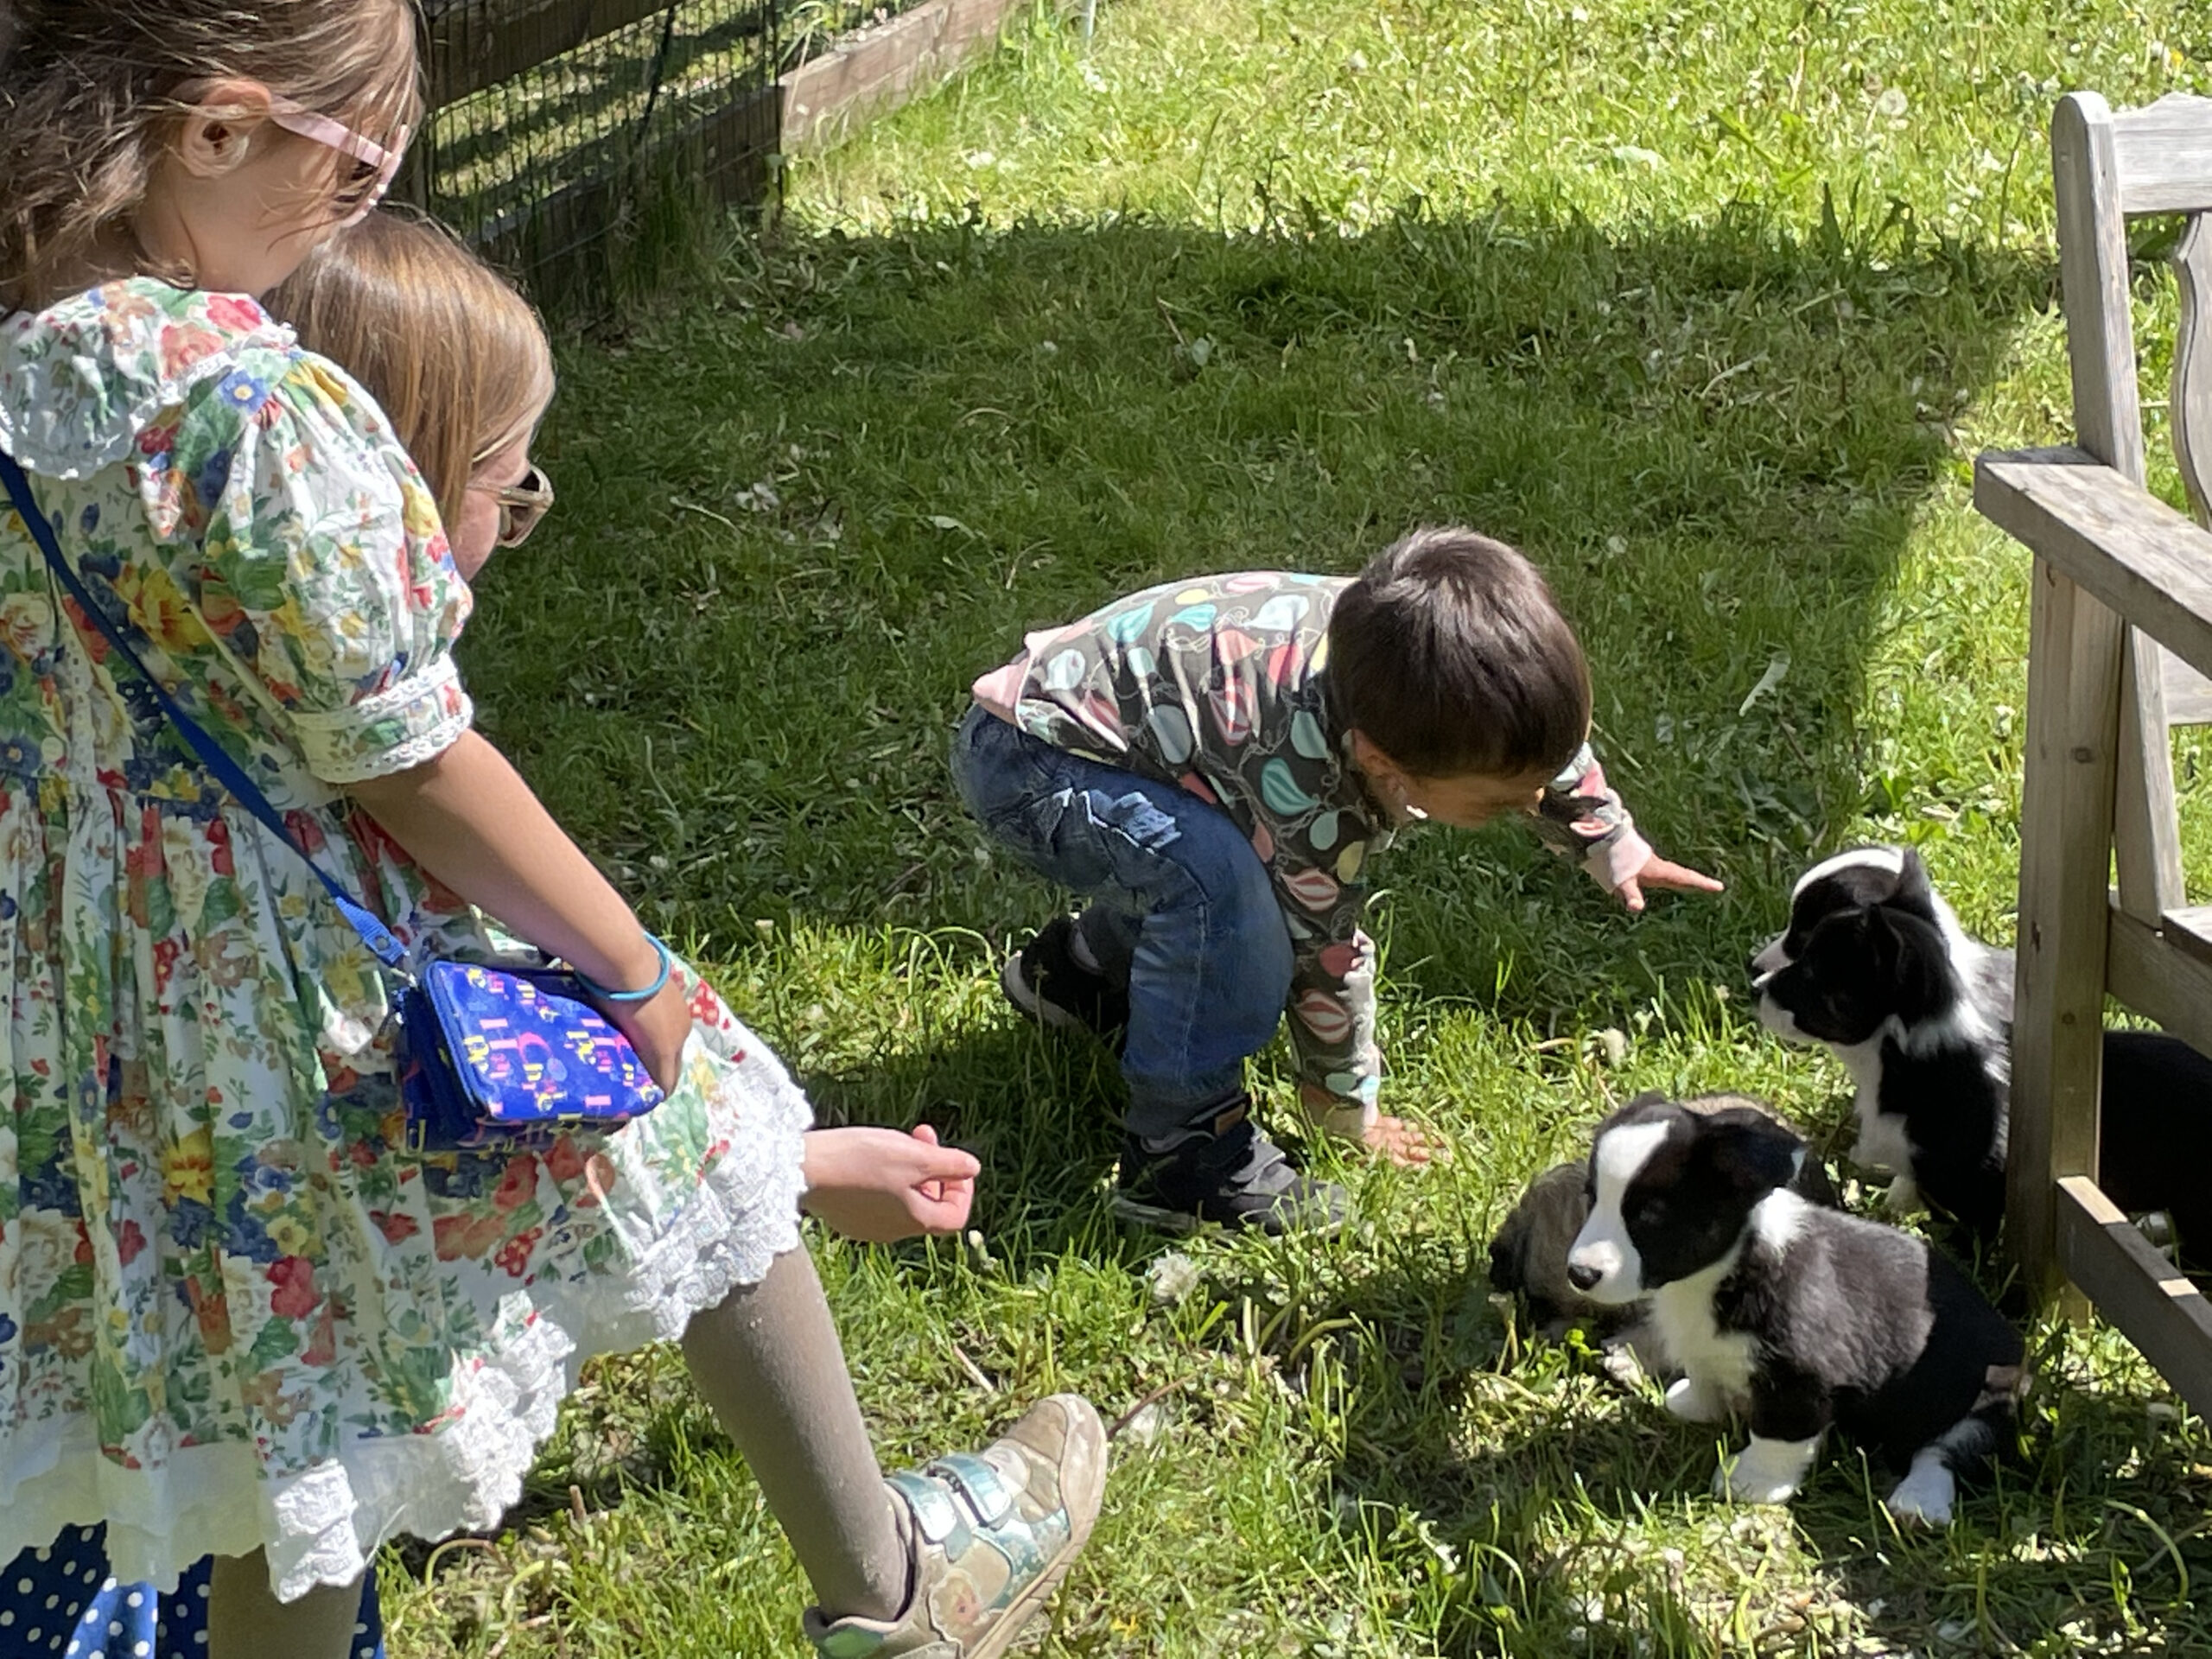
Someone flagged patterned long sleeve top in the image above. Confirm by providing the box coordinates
[971,571,1652,1139]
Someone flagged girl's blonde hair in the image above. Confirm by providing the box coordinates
[0,0,420,312]
[265,211,556,527]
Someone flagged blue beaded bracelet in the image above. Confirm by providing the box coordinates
[577,934,673,1003]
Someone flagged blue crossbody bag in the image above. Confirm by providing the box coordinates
[0,447,664,1152]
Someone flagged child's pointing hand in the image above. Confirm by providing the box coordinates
[1617,852,1726,914]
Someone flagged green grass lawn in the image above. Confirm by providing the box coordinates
[386,2,2212,1653]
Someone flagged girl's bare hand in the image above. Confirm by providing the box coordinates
[801,1124,982,1242]
[1364,1114,1449,1167]
[601,977,696,1096]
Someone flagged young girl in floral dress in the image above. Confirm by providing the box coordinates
[0,9,1103,1657]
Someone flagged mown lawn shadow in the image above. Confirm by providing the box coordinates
[467,204,2052,1126]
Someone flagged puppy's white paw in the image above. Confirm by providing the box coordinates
[1713,1434,1820,1505]
[1883,1173,1924,1217]
[1713,1460,1802,1504]
[1664,1375,1731,1424]
[1885,1452,1956,1527]
[1597,1343,1649,1391]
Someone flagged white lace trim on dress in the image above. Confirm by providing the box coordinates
[0,1021,812,1602]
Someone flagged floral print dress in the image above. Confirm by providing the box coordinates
[0,281,810,1602]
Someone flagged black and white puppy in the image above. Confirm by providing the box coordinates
[1749,847,2010,1231]
[1751,844,2212,1260]
[1566,1095,2026,1523]
[1489,1095,1840,1341]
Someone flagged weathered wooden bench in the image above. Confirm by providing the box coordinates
[1975,90,2212,1410]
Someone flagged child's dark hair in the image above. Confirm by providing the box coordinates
[1329,527,1592,779]
[0,0,418,311]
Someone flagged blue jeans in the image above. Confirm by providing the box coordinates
[951,705,1294,1146]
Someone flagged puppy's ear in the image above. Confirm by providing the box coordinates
[1694,1108,1805,1199]
[1682,1091,1770,1118]
[1486,1228,1526,1293]
[1866,905,1951,1020]
[1890,845,1938,919]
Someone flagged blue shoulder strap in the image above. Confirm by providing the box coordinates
[0,446,408,969]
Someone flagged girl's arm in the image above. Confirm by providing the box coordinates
[353,736,992,1231]
[345,728,693,1087]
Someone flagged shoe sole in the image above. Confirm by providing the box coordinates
[968,1555,1080,1659]
[1001,951,1092,1034]
[1108,1190,1346,1240]
[1108,1191,1206,1236]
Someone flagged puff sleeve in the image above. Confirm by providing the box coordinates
[186,349,474,784]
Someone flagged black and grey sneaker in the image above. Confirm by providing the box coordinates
[1000,915,1129,1046]
[1110,1097,1348,1236]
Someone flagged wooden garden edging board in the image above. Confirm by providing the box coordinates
[779,0,1034,151]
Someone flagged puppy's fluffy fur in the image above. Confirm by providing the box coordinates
[1751,845,2212,1261]
[1490,1161,1628,1341]
[1489,1095,1839,1341]
[1566,1094,2025,1523]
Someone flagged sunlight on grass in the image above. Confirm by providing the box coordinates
[385,1,2212,1654]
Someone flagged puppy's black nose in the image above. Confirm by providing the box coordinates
[1567,1262,1601,1293]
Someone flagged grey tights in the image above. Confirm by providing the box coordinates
[679,1243,910,1623]
[206,1245,906,1657]
[207,1553,365,1659]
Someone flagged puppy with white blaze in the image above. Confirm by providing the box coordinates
[1751,843,2212,1261]
[1567,1094,2026,1523]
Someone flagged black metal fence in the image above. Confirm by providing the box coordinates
[403,1,941,309]
[410,0,775,305]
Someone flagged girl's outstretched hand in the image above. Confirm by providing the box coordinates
[1617,852,1725,913]
[801,1123,981,1242]
[1299,1083,1448,1167]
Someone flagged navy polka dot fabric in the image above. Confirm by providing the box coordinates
[0,1529,384,1657]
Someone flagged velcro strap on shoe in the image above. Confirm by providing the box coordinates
[886,1468,969,1556]
[922,1452,1016,1526]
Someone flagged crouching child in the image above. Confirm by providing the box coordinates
[952,527,1720,1236]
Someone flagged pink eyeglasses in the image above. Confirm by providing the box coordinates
[266,97,410,227]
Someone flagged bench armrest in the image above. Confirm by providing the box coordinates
[1975,446,2212,685]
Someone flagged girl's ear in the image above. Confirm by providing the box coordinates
[171,79,276,179]
[1347,731,1424,821]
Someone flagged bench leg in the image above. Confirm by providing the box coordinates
[2013,558,2124,1314]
